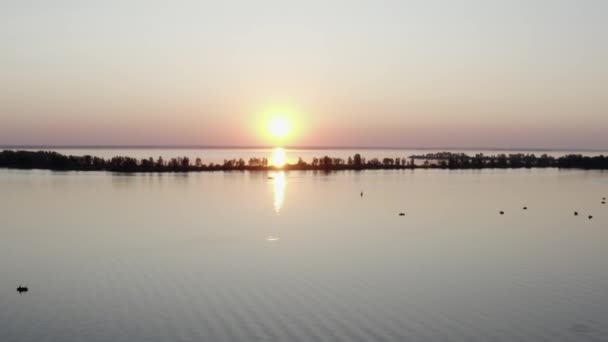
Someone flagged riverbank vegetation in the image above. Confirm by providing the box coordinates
[1,150,607,172]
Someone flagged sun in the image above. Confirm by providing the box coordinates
[256,106,301,145]
[268,116,291,139]
[269,117,291,138]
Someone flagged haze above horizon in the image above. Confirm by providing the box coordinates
[1,1,607,149]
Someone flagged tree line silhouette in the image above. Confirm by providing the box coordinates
[1,150,607,172]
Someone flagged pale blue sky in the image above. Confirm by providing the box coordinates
[1,0,607,148]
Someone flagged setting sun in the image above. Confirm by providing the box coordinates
[268,116,291,139]
[255,106,303,146]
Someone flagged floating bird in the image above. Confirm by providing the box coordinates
[574,211,579,216]
[399,212,405,216]
[16,285,28,294]
[360,191,363,197]
[602,201,606,204]
[523,206,527,210]
[499,211,504,215]
[588,215,593,220]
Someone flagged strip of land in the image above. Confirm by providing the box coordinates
[1,150,607,172]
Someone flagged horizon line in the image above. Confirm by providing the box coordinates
[1,145,607,152]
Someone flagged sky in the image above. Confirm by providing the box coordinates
[1,0,607,149]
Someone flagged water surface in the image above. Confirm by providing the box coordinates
[1,168,607,341]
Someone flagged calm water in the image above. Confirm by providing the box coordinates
[1,166,607,341]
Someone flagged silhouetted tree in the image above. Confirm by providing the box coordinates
[353,153,362,167]
[368,158,381,167]
[181,157,190,169]
[382,158,394,166]
[2,150,606,173]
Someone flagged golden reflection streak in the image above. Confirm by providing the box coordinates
[271,147,287,167]
[271,171,286,214]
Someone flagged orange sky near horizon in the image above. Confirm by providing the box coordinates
[1,1,607,149]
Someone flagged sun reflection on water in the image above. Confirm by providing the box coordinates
[271,171,286,214]
[271,147,286,167]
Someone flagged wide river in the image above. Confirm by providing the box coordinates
[1,149,607,341]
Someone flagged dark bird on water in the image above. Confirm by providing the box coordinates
[17,285,28,294]
[399,212,405,216]
[523,206,527,210]
[499,211,504,215]
[574,211,579,216]
[360,191,363,197]
[588,215,593,219]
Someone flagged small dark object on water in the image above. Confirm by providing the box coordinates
[523,206,527,210]
[602,201,606,204]
[360,191,363,197]
[574,211,578,216]
[588,215,593,219]
[17,285,28,293]
[499,211,504,215]
[399,212,405,216]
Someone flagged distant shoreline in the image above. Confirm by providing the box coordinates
[1,145,607,152]
[1,150,607,172]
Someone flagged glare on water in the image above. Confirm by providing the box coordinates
[271,171,286,214]
[271,147,287,167]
